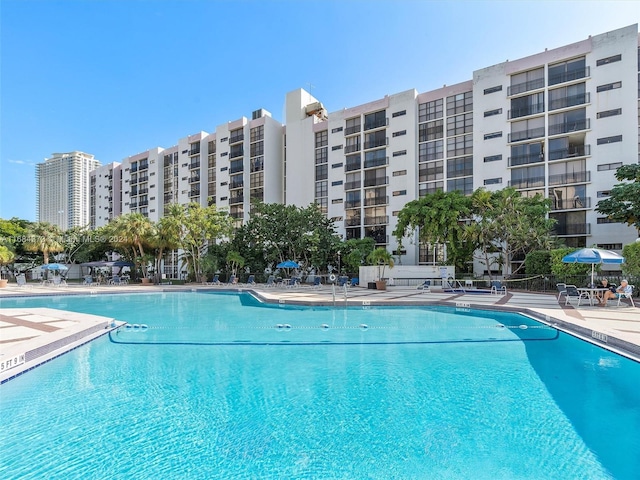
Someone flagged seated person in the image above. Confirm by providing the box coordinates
[595,278,615,303]
[600,279,632,306]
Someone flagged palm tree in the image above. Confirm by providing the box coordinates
[366,248,395,282]
[0,245,15,285]
[110,213,153,278]
[23,222,63,264]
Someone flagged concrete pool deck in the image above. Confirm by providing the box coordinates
[1,281,639,382]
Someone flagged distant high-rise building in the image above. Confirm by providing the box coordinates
[36,151,101,230]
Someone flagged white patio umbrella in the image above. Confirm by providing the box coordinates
[561,248,625,286]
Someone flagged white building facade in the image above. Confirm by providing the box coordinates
[36,151,101,230]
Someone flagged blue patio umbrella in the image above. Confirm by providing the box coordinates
[562,248,624,286]
[40,263,69,271]
[276,260,300,269]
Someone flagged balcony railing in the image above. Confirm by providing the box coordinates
[229,180,244,189]
[507,175,545,189]
[345,125,361,136]
[507,77,545,96]
[364,138,387,150]
[364,118,387,131]
[508,102,545,119]
[138,176,149,183]
[364,215,389,226]
[344,218,361,227]
[549,144,590,161]
[344,180,361,190]
[138,188,148,195]
[548,118,590,136]
[344,144,361,154]
[508,127,545,143]
[549,196,591,210]
[363,156,388,169]
[130,165,138,173]
[189,190,200,198]
[139,162,148,171]
[229,195,244,205]
[508,153,544,167]
[189,175,200,183]
[230,164,244,174]
[229,133,244,144]
[345,161,361,172]
[548,67,589,86]
[364,195,389,206]
[364,176,389,187]
[344,200,361,209]
[229,150,244,159]
[549,92,590,111]
[548,170,590,186]
[190,160,201,169]
[552,223,591,235]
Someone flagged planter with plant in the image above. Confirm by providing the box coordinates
[366,248,394,290]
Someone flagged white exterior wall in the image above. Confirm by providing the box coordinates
[260,113,285,205]
[91,162,121,228]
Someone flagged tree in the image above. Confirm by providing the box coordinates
[393,190,473,271]
[149,205,182,283]
[0,245,15,279]
[23,222,64,264]
[226,250,245,277]
[622,241,640,277]
[110,213,154,278]
[466,188,556,277]
[340,238,376,276]
[595,164,640,234]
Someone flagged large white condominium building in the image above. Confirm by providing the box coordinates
[90,24,639,276]
[36,151,101,230]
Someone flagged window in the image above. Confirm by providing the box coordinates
[598,243,623,250]
[331,162,343,168]
[419,160,443,182]
[548,108,586,135]
[484,85,502,95]
[332,198,343,204]
[419,140,443,162]
[315,147,328,164]
[419,120,443,142]
[597,162,623,171]
[332,145,343,151]
[364,110,386,130]
[393,170,407,176]
[548,83,586,111]
[392,150,406,157]
[597,108,622,119]
[447,177,473,195]
[484,178,502,185]
[510,67,545,94]
[392,130,406,137]
[315,164,328,180]
[315,180,328,197]
[596,81,622,92]
[597,190,611,197]
[250,125,264,142]
[418,99,443,122]
[447,156,473,178]
[484,108,502,117]
[392,190,407,196]
[331,180,343,186]
[315,130,328,148]
[345,117,361,135]
[446,134,473,157]
[596,54,622,66]
[447,112,473,135]
[392,110,406,117]
[597,217,617,224]
[446,92,473,115]
[419,181,444,196]
[484,131,502,140]
[597,136,622,145]
[331,127,343,133]
[511,92,545,118]
[484,154,502,162]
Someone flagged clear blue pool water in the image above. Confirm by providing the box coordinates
[0,292,639,479]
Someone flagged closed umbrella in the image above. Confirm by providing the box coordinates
[562,248,624,286]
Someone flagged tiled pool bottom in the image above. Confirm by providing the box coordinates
[1,292,639,479]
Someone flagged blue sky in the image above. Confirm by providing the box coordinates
[1,0,638,222]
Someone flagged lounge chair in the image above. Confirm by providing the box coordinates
[564,285,590,306]
[350,278,359,287]
[264,275,275,288]
[110,275,122,286]
[52,275,67,287]
[244,275,256,286]
[16,273,27,287]
[311,276,322,289]
[83,275,94,286]
[205,274,220,285]
[286,277,300,289]
[227,275,237,285]
[491,281,507,295]
[556,283,567,301]
[616,284,635,307]
[338,276,349,287]
[417,280,431,292]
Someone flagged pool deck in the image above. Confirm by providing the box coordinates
[1,281,639,382]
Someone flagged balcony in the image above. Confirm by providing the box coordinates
[139,200,149,207]
[130,202,138,208]
[363,156,388,169]
[229,195,244,205]
[549,144,590,161]
[130,165,138,173]
[548,118,590,136]
[345,200,361,209]
[364,137,387,150]
[508,176,545,189]
[507,77,545,96]
[344,218,361,227]
[364,195,388,206]
[229,149,244,160]
[189,146,201,156]
[364,176,389,188]
[230,164,244,174]
[549,196,591,210]
[344,180,362,190]
[344,144,361,154]
[229,133,244,144]
[549,92,590,111]
[139,162,148,171]
[552,223,591,236]
[364,118,387,131]
[189,175,200,183]
[345,125,361,136]
[508,153,544,167]
[548,67,589,86]
[138,188,148,195]
[190,159,201,169]
[364,215,389,226]
[229,180,244,189]
[508,102,545,119]
[508,127,545,143]
[548,170,590,186]
[345,160,361,172]
[189,190,200,198]
[138,175,149,183]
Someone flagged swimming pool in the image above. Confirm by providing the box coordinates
[1,292,638,479]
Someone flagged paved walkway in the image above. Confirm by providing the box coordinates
[1,281,639,381]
